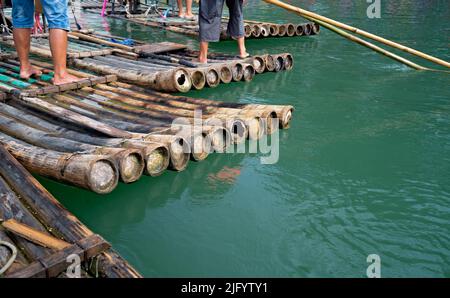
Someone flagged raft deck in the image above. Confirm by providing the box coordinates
[81,1,320,40]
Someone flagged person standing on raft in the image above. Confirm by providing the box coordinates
[198,0,249,64]
[11,0,79,85]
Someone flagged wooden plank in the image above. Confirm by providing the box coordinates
[133,42,188,55]
[2,219,71,251]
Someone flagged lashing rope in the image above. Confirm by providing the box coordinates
[0,240,17,276]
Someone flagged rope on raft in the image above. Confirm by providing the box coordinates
[0,240,18,275]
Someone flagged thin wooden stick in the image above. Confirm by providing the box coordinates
[2,219,71,251]
[263,0,450,68]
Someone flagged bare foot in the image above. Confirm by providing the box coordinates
[52,73,81,85]
[198,58,208,64]
[20,65,42,79]
[185,13,195,20]
[239,52,250,59]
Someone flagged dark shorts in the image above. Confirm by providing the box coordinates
[199,0,244,42]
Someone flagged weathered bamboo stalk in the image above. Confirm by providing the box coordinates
[0,112,144,183]
[15,95,132,137]
[0,146,141,277]
[0,134,119,194]
[71,58,193,92]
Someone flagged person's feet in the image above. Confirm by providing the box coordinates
[20,65,42,79]
[52,72,81,85]
[185,13,195,20]
[198,56,208,64]
[238,52,251,59]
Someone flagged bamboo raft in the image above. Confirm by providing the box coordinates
[0,31,294,93]
[81,1,320,40]
[0,54,294,194]
[0,145,141,278]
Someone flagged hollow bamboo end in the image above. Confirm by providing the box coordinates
[272,55,285,72]
[303,23,312,36]
[145,146,170,176]
[189,69,206,90]
[168,137,190,171]
[117,150,145,183]
[205,68,220,88]
[269,25,279,36]
[246,117,264,140]
[87,159,119,194]
[251,25,262,38]
[244,24,253,38]
[279,106,295,129]
[278,24,287,36]
[286,24,296,36]
[312,23,321,35]
[228,119,248,144]
[218,65,233,84]
[260,25,270,37]
[231,63,244,81]
[190,133,210,162]
[265,55,276,72]
[282,53,294,70]
[242,64,256,82]
[295,24,304,36]
[173,68,192,93]
[208,127,232,153]
[252,56,266,74]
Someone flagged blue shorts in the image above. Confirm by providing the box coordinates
[12,0,70,31]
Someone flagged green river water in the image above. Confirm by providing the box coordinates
[37,0,449,277]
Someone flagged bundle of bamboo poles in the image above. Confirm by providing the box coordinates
[0,31,294,93]
[81,4,320,40]
[0,57,294,194]
[0,146,141,278]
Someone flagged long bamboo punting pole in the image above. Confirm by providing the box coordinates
[0,146,141,277]
[263,0,450,69]
[300,17,429,71]
[0,134,118,194]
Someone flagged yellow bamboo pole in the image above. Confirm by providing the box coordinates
[263,0,450,69]
[302,15,428,70]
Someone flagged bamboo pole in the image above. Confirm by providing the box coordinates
[263,0,450,69]
[0,113,144,183]
[0,134,119,194]
[302,16,429,71]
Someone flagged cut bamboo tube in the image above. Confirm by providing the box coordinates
[71,58,193,92]
[264,0,450,68]
[0,135,119,194]
[0,112,145,184]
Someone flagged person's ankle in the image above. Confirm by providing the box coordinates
[20,62,32,71]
